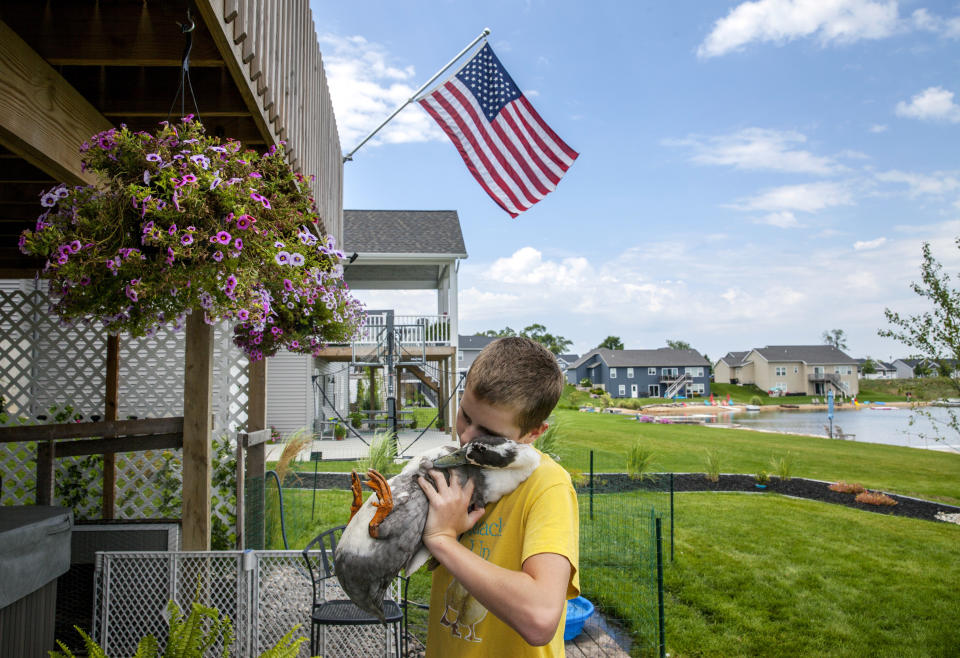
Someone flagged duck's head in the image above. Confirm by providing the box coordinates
[431,434,534,469]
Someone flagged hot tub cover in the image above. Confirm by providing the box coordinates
[0,506,72,608]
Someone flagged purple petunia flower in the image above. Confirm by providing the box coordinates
[125,284,138,302]
[182,174,197,184]
[234,238,243,251]
[235,214,254,230]
[226,275,237,289]
[168,224,178,235]
[190,154,210,169]
[180,234,194,246]
[249,172,262,179]
[213,251,224,262]
[166,248,175,265]
[290,340,300,349]
[200,292,213,309]
[237,309,249,321]
[290,253,305,267]
[143,170,152,185]
[69,240,82,253]
[283,278,294,291]
[216,231,231,244]
[275,251,290,265]
[210,177,221,190]
[146,153,162,162]
[41,192,58,207]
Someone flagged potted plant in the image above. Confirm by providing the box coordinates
[18,117,364,360]
[334,423,347,441]
[755,469,771,489]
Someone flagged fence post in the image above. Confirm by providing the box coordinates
[670,472,674,563]
[588,450,594,521]
[655,517,666,658]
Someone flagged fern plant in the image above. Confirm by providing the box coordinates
[50,586,307,658]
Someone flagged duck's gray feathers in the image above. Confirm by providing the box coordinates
[333,438,540,621]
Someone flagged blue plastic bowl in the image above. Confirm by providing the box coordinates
[564,596,595,641]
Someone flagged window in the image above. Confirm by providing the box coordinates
[685,367,704,378]
[610,368,617,379]
[618,384,626,396]
[834,366,841,374]
[687,383,705,395]
[648,367,657,375]
[775,366,787,376]
[794,366,799,374]
[458,351,464,361]
[627,368,634,378]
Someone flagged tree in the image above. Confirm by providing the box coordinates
[822,329,848,351]
[880,239,960,441]
[861,358,877,375]
[597,336,624,350]
[666,339,691,350]
[521,323,572,355]
[479,327,517,338]
[478,323,572,355]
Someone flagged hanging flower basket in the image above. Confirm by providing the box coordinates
[18,117,364,360]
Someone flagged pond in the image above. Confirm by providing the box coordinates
[723,405,960,452]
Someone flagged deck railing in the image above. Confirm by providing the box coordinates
[354,313,452,346]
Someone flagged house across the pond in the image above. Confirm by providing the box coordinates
[567,348,711,399]
[714,345,859,397]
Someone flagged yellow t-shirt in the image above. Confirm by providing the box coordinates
[425,451,580,657]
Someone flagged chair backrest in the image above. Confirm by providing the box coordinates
[302,525,346,603]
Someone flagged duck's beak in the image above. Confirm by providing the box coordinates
[432,448,468,468]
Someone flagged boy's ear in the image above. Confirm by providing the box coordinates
[520,422,549,443]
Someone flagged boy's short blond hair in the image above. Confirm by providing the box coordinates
[466,336,565,436]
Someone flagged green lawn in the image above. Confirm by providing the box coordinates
[547,409,960,506]
[664,493,960,657]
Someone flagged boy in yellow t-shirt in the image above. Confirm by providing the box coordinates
[418,336,580,657]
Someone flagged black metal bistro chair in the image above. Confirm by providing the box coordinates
[302,525,405,658]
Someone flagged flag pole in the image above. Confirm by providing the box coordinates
[343,27,491,162]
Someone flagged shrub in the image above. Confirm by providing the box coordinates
[769,452,796,481]
[704,450,721,482]
[349,410,363,429]
[755,469,770,486]
[590,387,606,396]
[750,395,763,406]
[828,481,866,494]
[855,491,898,506]
[627,440,656,480]
[579,378,592,387]
[566,468,587,487]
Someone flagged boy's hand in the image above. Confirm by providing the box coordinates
[417,470,486,548]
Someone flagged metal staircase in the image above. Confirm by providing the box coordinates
[662,373,693,398]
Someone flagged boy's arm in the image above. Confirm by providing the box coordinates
[418,470,572,647]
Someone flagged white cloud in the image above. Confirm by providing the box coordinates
[911,8,960,39]
[316,34,445,149]
[733,181,854,213]
[756,211,802,228]
[667,128,843,174]
[895,86,960,123]
[698,0,900,58]
[453,226,950,360]
[853,237,887,250]
[875,170,960,196]
[869,123,888,133]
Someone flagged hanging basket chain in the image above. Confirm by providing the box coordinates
[167,8,201,122]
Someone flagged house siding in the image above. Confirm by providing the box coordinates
[714,360,733,384]
[570,352,711,399]
[266,351,313,435]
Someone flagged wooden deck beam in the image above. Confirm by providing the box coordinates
[0,19,108,185]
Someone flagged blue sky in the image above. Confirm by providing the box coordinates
[309,0,960,362]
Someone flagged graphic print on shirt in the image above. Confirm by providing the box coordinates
[440,578,487,642]
[439,515,505,642]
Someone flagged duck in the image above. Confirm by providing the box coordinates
[333,434,541,621]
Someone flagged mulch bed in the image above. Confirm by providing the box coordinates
[578,473,960,523]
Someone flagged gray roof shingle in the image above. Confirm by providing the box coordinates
[754,345,857,365]
[343,210,467,256]
[572,348,710,368]
[459,334,497,350]
[718,351,750,366]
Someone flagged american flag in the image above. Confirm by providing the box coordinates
[418,43,578,217]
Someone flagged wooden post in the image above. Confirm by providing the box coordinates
[182,312,213,551]
[245,357,267,549]
[36,441,54,505]
[102,335,119,519]
[448,355,457,439]
[439,358,447,431]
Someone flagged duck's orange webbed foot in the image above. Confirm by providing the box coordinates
[349,470,364,521]
[364,469,393,539]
